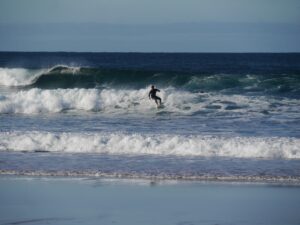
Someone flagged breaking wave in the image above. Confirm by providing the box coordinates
[0,131,299,159]
[1,66,300,96]
[1,87,299,115]
[0,66,79,87]
[0,68,46,86]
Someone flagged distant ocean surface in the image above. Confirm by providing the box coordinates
[0,52,300,183]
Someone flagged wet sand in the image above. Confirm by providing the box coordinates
[0,176,300,225]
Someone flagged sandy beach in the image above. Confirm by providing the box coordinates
[1,176,300,225]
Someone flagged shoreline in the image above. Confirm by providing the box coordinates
[1,172,300,186]
[1,151,300,186]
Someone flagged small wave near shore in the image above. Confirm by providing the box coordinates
[0,131,299,159]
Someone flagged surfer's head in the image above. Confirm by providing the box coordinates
[151,85,154,89]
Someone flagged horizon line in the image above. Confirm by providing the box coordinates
[1,51,300,54]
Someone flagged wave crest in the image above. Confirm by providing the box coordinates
[1,131,299,159]
[1,66,300,96]
[0,65,81,87]
[0,68,45,86]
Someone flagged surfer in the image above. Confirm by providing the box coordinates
[149,85,162,106]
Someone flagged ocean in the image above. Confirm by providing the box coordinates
[0,52,300,183]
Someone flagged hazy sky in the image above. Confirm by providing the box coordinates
[0,0,299,52]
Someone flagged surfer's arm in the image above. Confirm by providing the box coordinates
[148,91,151,99]
[156,89,160,92]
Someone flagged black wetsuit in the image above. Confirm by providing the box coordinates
[149,88,161,104]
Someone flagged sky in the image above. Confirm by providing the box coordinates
[0,0,299,52]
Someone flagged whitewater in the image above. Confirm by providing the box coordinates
[0,52,300,183]
[1,131,299,159]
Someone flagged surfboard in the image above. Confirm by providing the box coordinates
[157,103,164,109]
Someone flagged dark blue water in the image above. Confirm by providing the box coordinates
[0,52,300,182]
[1,52,300,74]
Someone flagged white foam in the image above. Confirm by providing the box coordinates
[58,66,80,74]
[0,131,299,159]
[0,88,101,114]
[0,65,80,87]
[0,68,46,86]
[0,87,299,115]
[0,87,202,114]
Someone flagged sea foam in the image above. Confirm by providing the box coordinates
[0,87,201,114]
[0,66,80,87]
[0,87,299,115]
[0,68,46,86]
[0,131,299,159]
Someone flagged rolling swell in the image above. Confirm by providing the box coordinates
[1,65,300,96]
[33,67,188,89]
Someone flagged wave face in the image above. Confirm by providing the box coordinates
[1,131,299,159]
[0,68,46,86]
[1,66,300,97]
